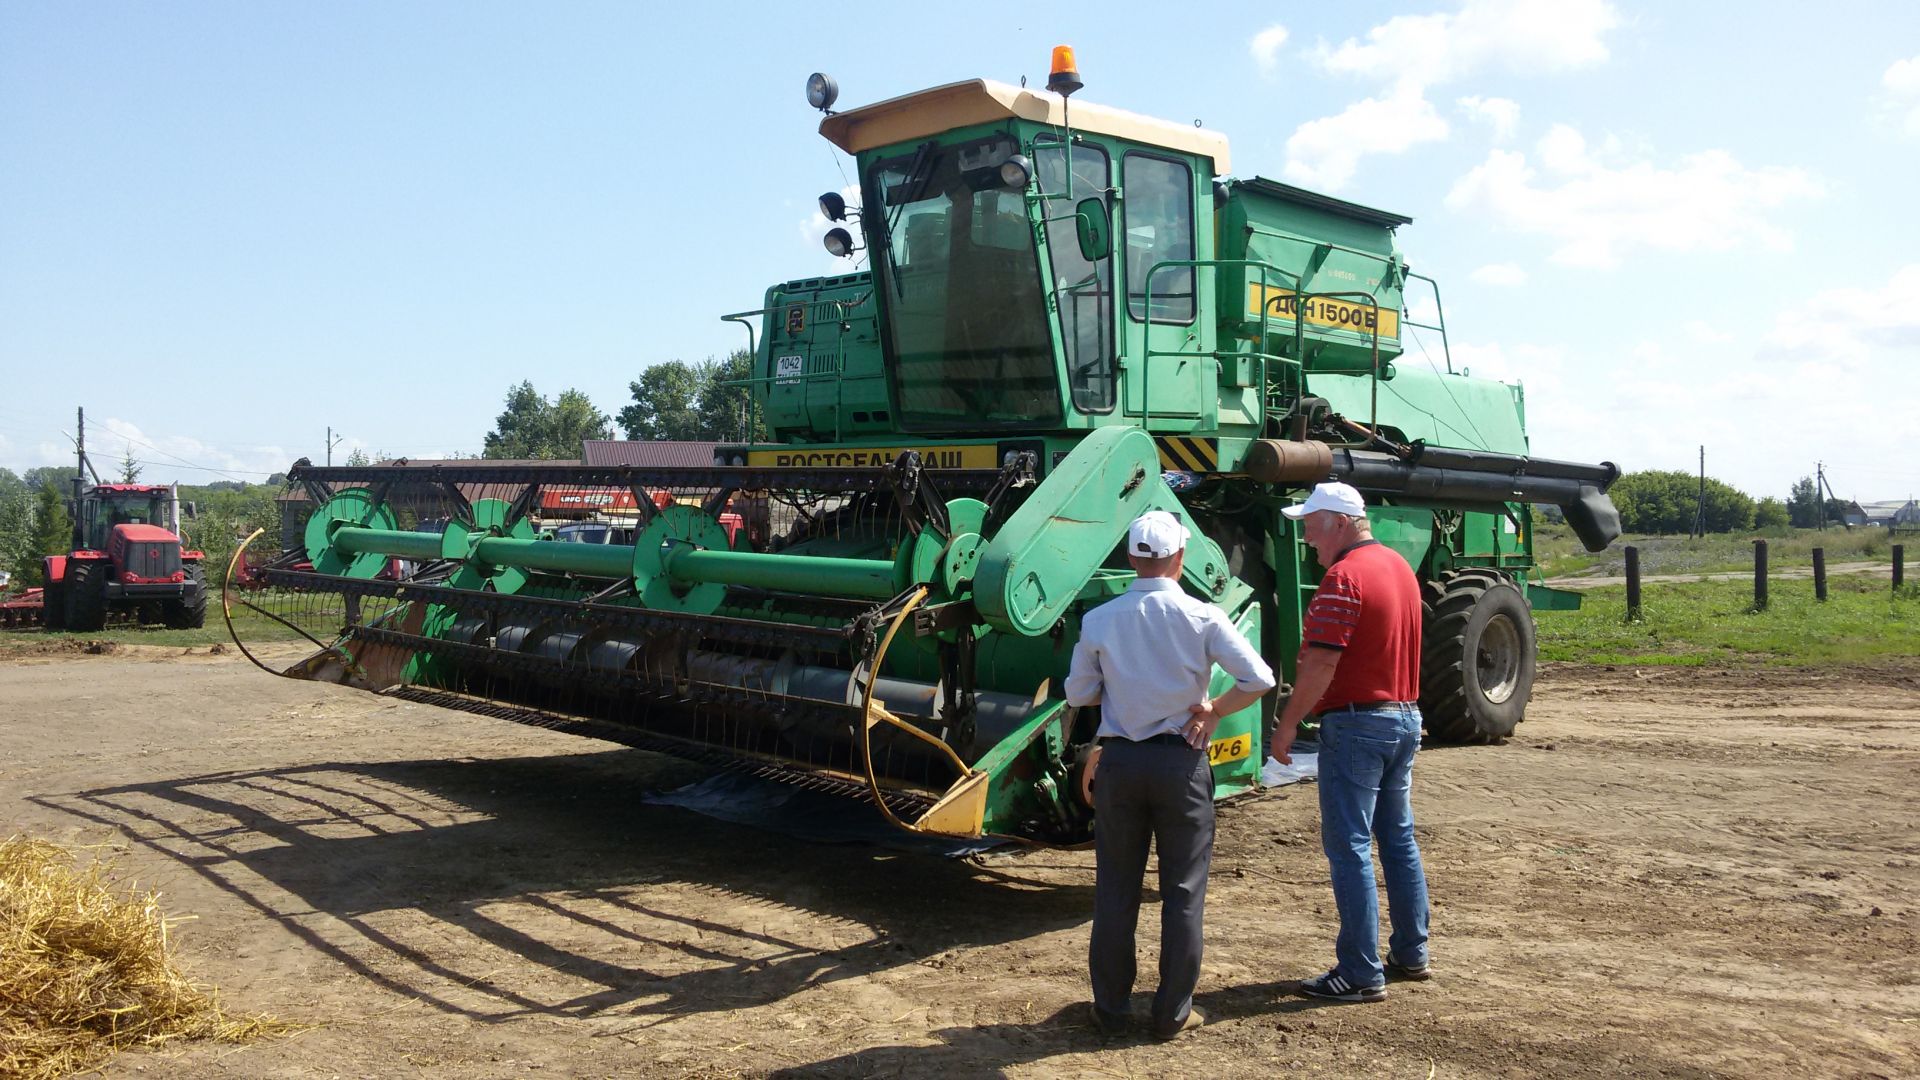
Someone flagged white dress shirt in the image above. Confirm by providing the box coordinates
[1064,576,1277,742]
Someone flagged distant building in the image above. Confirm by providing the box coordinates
[1860,499,1920,528]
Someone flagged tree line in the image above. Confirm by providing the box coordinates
[479,349,763,459]
[1600,470,1857,535]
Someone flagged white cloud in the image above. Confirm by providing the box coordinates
[1469,262,1528,286]
[1283,81,1450,191]
[1457,95,1520,141]
[68,418,293,484]
[1445,124,1823,268]
[1450,267,1920,495]
[1250,25,1290,75]
[1886,55,1920,95]
[1765,263,1920,364]
[1286,2,1618,191]
[1317,0,1619,87]
[1682,320,1733,345]
[1883,54,1920,137]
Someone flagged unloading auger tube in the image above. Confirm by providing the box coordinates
[226,430,1259,846]
[1241,437,1623,551]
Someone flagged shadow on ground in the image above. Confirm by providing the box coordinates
[31,749,1093,1025]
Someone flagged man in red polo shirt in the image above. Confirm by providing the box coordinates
[1273,481,1431,1003]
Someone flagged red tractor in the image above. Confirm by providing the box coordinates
[43,482,205,632]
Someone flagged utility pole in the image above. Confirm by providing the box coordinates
[1695,445,1706,538]
[327,426,344,467]
[1816,461,1826,531]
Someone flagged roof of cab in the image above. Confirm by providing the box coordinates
[818,79,1231,174]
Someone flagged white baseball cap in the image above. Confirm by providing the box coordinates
[1127,510,1190,559]
[1281,481,1367,519]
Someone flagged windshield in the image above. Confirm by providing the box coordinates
[870,137,1061,430]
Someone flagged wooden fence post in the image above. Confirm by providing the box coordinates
[1896,544,1906,592]
[1624,545,1641,621]
[1753,539,1769,611]
[1813,547,1827,602]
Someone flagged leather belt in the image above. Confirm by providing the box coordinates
[1098,732,1192,748]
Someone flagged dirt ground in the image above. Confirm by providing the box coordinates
[3,644,1917,1079]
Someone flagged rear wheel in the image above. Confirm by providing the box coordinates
[1419,569,1536,744]
[65,561,108,632]
[162,564,207,629]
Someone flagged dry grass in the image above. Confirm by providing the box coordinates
[0,835,300,1079]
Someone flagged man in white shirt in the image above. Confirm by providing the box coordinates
[1065,509,1277,1040]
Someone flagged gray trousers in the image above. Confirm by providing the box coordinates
[1089,737,1215,1031]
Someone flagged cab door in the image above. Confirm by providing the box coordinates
[1118,152,1211,429]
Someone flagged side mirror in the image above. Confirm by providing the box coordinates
[1074,197,1110,261]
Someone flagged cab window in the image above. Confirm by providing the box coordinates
[1122,154,1195,323]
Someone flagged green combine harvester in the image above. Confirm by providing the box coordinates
[232,57,1619,846]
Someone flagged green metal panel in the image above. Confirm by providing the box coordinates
[973,426,1231,637]
[1528,583,1583,612]
[1308,368,1530,456]
[760,273,889,442]
[1216,179,1409,376]
[1364,506,1435,574]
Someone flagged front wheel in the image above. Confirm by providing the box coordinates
[43,583,67,631]
[162,564,207,629]
[1419,569,1536,744]
[65,561,108,633]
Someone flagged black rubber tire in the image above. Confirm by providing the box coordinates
[1419,569,1536,744]
[65,561,108,632]
[43,582,67,631]
[162,564,208,629]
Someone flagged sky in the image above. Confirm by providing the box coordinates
[3,1,1917,503]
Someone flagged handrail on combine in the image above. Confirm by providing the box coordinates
[720,292,880,442]
[1131,258,1300,430]
[1138,258,1395,440]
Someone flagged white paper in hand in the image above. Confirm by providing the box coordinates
[1261,751,1318,788]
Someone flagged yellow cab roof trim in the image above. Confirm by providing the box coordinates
[818,79,1231,175]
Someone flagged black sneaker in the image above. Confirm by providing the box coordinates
[1296,969,1386,1003]
[1384,952,1431,982]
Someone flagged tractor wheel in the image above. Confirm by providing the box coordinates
[65,561,109,632]
[43,583,67,631]
[162,565,207,629]
[1419,569,1536,744]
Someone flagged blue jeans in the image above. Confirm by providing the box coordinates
[1317,702,1430,988]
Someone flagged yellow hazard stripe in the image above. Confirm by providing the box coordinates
[1155,437,1218,473]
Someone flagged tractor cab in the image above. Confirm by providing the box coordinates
[81,485,178,551]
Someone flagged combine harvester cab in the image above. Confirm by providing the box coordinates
[234,55,1620,846]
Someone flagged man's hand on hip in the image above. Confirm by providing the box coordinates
[1184,700,1223,749]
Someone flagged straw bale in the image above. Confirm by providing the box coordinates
[0,835,298,1079]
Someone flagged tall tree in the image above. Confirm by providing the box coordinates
[695,348,767,443]
[482,381,611,458]
[1754,497,1790,530]
[1610,470,1756,534]
[618,361,703,441]
[1787,476,1820,528]
[23,483,71,584]
[0,469,29,584]
[118,446,142,483]
[549,389,617,452]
